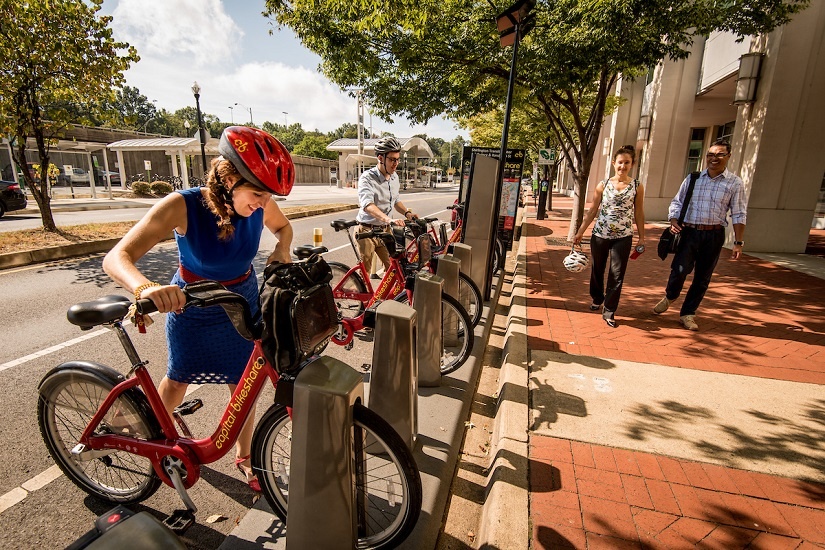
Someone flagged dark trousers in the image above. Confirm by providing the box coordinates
[589,235,632,313]
[665,227,725,316]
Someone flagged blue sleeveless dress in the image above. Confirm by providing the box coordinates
[165,188,264,385]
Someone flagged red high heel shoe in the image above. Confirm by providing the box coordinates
[234,455,261,493]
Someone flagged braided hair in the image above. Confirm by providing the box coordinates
[204,157,242,241]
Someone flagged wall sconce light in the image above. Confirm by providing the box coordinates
[637,114,652,142]
[733,52,764,105]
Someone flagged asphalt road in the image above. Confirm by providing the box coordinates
[0,189,457,549]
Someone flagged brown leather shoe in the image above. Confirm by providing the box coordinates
[680,315,699,331]
[653,297,671,314]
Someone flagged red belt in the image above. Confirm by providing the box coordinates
[683,223,723,231]
[179,264,252,286]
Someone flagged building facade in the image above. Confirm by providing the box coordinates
[559,2,825,253]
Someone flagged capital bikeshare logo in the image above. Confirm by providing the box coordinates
[215,357,264,449]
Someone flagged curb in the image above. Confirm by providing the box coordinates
[475,233,530,550]
[0,204,358,271]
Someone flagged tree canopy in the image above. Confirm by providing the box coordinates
[0,0,138,231]
[263,0,810,233]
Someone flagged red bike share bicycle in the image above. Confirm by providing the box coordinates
[37,258,421,550]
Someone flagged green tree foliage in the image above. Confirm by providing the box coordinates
[262,122,307,152]
[293,135,337,160]
[0,0,138,231]
[263,0,809,235]
[327,122,360,140]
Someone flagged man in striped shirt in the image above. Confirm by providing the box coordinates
[653,139,748,331]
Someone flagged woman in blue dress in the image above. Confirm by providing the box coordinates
[103,126,294,492]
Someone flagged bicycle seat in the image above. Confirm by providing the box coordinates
[67,295,132,329]
[330,219,359,231]
[422,217,439,223]
[293,245,328,259]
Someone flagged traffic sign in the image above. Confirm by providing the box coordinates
[537,148,556,165]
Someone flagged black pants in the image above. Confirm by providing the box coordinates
[589,235,632,313]
[665,227,725,316]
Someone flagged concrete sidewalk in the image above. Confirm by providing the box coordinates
[478,194,825,549]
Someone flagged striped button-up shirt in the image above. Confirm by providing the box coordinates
[668,169,748,226]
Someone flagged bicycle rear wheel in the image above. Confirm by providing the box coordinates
[252,403,422,550]
[328,261,368,318]
[394,291,474,375]
[37,363,162,504]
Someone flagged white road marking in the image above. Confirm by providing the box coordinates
[21,465,62,492]
[0,487,28,515]
[0,328,108,373]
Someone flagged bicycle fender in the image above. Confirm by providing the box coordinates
[38,361,127,393]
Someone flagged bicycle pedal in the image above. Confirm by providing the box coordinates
[360,363,372,372]
[162,509,195,534]
[174,399,203,416]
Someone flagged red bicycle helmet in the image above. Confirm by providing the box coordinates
[218,126,294,196]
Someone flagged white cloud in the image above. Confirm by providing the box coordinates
[105,0,464,140]
[111,0,241,67]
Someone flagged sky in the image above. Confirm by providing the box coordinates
[99,0,464,141]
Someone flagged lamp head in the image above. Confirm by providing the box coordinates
[191,81,201,95]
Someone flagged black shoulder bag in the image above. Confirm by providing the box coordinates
[657,172,699,260]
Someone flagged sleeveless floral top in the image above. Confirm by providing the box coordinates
[592,179,639,239]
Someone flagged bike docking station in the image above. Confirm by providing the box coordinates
[287,356,364,549]
[448,242,474,296]
[368,299,419,449]
[413,271,445,387]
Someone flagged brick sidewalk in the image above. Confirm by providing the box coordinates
[524,194,825,548]
[530,435,825,549]
[524,196,825,385]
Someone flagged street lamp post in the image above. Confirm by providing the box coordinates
[235,102,253,125]
[282,111,288,126]
[228,106,234,124]
[191,81,208,174]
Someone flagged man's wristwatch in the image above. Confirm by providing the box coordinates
[734,240,745,246]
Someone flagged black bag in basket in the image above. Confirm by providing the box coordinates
[259,254,338,374]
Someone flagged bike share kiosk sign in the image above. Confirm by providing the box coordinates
[459,146,526,252]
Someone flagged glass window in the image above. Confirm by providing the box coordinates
[685,128,707,176]
[716,121,735,142]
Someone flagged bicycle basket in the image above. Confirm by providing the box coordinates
[259,255,337,373]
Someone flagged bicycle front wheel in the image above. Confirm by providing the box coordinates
[37,363,162,504]
[328,261,368,319]
[252,403,422,550]
[457,272,482,328]
[394,291,474,375]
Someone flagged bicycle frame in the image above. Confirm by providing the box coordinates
[330,225,411,346]
[76,334,283,490]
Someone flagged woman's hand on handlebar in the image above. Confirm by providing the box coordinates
[142,284,187,314]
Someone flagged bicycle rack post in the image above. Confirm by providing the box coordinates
[434,256,461,351]
[413,272,443,387]
[449,243,473,283]
[369,300,418,448]
[287,356,364,549]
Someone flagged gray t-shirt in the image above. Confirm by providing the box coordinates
[356,166,400,225]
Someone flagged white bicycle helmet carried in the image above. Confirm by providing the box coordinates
[563,245,589,273]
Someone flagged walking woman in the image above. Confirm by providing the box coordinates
[573,145,646,327]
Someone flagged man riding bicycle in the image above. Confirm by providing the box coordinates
[356,136,418,278]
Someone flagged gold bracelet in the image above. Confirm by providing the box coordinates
[133,281,161,301]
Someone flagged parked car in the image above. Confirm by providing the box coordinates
[0,180,27,217]
[69,168,90,185]
[98,170,121,186]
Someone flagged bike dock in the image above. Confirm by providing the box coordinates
[219,249,503,549]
